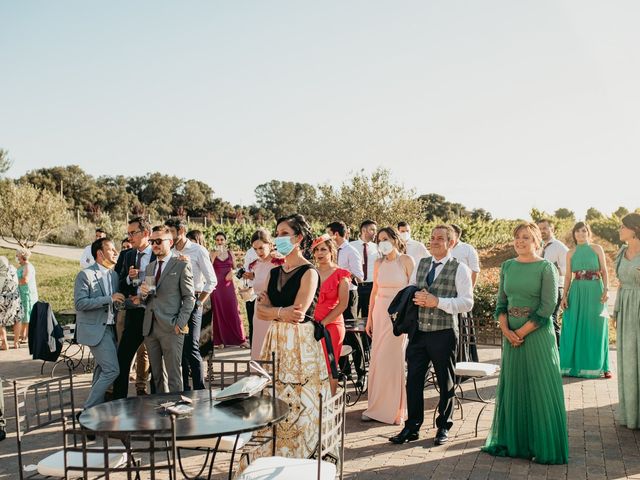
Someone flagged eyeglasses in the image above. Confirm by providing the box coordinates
[127,230,143,237]
[149,238,171,246]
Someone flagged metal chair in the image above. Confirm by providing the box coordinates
[175,351,277,480]
[238,378,347,480]
[62,414,177,480]
[13,364,87,479]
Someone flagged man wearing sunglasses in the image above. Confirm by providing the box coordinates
[140,225,195,393]
[113,216,155,399]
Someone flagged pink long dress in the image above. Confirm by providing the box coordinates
[363,257,409,424]
[250,259,277,360]
[211,253,246,346]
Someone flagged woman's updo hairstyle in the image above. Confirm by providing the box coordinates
[276,214,314,258]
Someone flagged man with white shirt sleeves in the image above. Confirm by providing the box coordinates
[390,225,473,446]
[450,224,481,287]
[349,220,378,318]
[397,222,430,266]
[165,218,216,391]
[241,246,259,344]
[80,228,107,269]
[326,221,364,319]
[537,219,569,345]
[74,237,125,409]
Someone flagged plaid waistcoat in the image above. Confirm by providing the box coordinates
[415,256,460,332]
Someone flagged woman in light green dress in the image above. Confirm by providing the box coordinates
[482,223,568,464]
[615,213,640,429]
[559,222,611,378]
[16,248,38,344]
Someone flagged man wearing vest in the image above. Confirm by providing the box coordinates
[390,225,474,445]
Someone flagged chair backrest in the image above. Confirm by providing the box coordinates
[63,415,177,480]
[317,379,347,480]
[13,366,76,480]
[458,316,503,352]
[207,351,277,399]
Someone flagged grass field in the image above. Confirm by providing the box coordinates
[0,246,80,313]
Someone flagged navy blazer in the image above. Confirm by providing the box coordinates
[388,285,420,341]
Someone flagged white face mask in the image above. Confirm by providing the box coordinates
[378,240,394,256]
[399,231,411,241]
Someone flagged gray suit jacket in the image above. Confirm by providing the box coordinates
[143,256,195,336]
[73,263,118,347]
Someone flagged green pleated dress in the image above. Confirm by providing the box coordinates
[482,259,568,465]
[615,246,640,429]
[559,244,609,378]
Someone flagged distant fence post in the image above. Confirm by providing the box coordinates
[204,217,207,228]
[76,209,80,226]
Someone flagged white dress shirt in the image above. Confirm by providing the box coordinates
[174,239,217,293]
[337,241,364,291]
[542,238,569,285]
[412,254,474,316]
[80,244,95,269]
[96,263,115,325]
[451,241,481,273]
[405,238,430,266]
[242,247,259,288]
[349,239,378,283]
[126,245,153,296]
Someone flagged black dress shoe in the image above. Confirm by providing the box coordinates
[434,428,449,445]
[0,429,6,441]
[389,427,419,444]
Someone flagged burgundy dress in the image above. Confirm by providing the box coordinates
[211,253,246,346]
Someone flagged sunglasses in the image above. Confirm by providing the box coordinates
[149,238,171,246]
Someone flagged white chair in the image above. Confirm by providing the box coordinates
[13,366,126,479]
[238,380,347,480]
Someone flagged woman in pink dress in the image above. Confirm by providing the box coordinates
[247,229,281,360]
[312,234,350,394]
[363,227,415,424]
[210,232,249,348]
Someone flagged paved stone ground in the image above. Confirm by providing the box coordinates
[1,340,639,479]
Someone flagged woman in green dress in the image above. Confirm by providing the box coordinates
[16,248,38,345]
[614,213,640,429]
[482,222,568,464]
[559,222,611,378]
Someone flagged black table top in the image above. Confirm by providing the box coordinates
[79,390,289,440]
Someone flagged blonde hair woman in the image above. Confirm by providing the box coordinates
[16,249,38,346]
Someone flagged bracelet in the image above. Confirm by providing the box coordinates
[277,307,282,320]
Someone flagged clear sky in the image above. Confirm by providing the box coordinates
[1,1,638,220]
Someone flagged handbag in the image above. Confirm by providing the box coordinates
[214,361,272,402]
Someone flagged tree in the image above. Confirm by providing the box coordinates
[585,208,604,221]
[0,182,70,249]
[529,208,551,223]
[254,180,318,219]
[554,208,575,221]
[418,193,471,221]
[173,179,214,217]
[316,168,422,227]
[613,206,629,218]
[95,175,142,219]
[470,208,492,221]
[0,149,12,176]
[128,173,182,217]
[19,165,99,211]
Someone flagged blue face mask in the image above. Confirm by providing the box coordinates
[275,236,296,256]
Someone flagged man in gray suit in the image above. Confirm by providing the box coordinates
[140,226,195,393]
[74,237,125,409]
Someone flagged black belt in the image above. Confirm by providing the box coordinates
[359,282,373,286]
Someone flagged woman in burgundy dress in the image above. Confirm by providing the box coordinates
[209,232,248,348]
[312,233,350,394]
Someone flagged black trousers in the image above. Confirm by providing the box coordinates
[245,299,255,345]
[113,308,148,399]
[551,287,563,346]
[357,283,373,318]
[406,328,457,431]
[182,305,205,391]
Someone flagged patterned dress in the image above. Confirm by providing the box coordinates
[615,246,640,429]
[0,264,22,327]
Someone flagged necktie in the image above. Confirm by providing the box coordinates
[135,251,145,269]
[363,243,368,281]
[426,262,442,287]
[155,260,164,286]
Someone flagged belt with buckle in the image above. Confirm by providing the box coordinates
[508,307,531,318]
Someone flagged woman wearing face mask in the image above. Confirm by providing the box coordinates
[312,233,350,395]
[559,222,611,378]
[255,214,331,458]
[210,232,248,348]
[247,229,281,360]
[482,223,567,464]
[614,213,640,429]
[363,227,414,424]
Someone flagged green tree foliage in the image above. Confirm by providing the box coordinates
[0,149,12,176]
[19,165,99,210]
[254,180,318,220]
[95,175,142,219]
[613,206,629,218]
[554,208,575,221]
[0,182,70,249]
[586,207,604,221]
[418,193,469,221]
[591,216,623,246]
[316,168,422,228]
